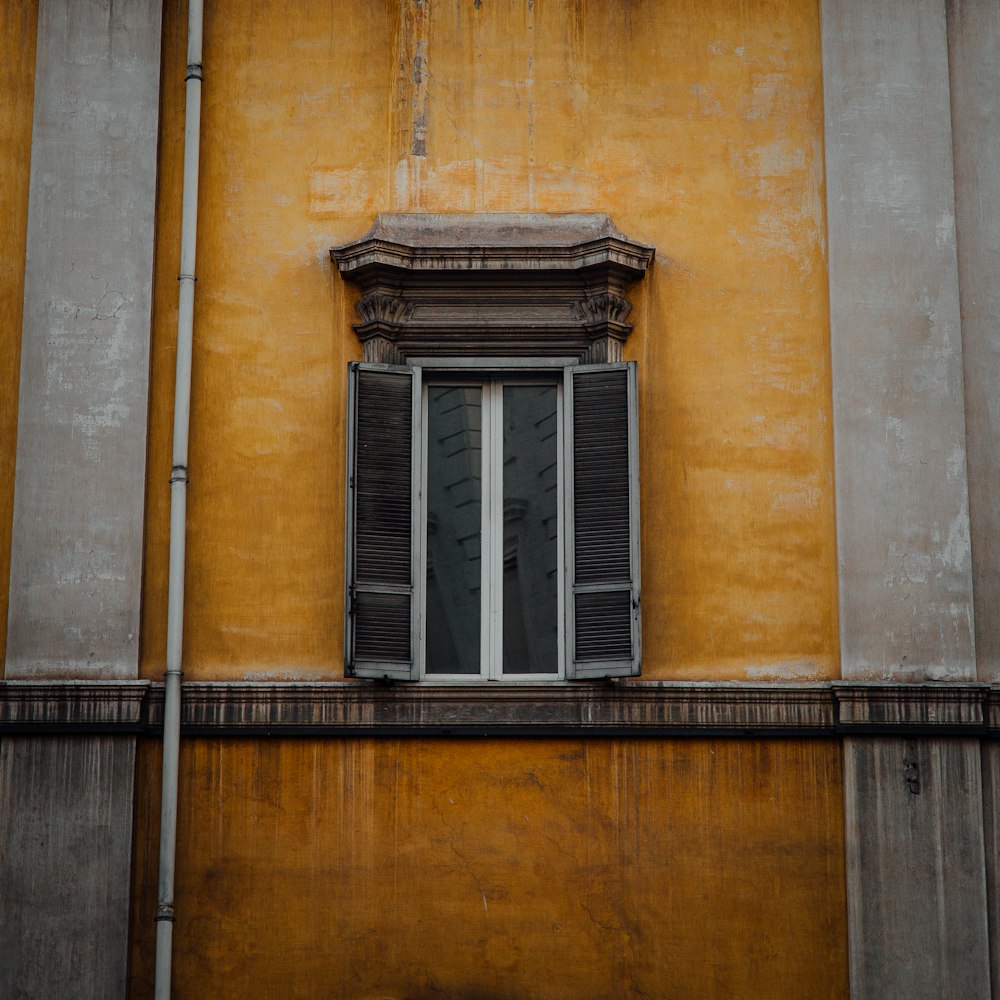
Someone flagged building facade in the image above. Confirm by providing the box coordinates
[0,1,997,997]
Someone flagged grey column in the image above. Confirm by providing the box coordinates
[822,0,975,682]
[844,738,990,999]
[822,2,991,996]
[982,742,1000,999]
[947,0,1000,681]
[1,4,162,999]
[5,0,162,680]
[0,736,138,1000]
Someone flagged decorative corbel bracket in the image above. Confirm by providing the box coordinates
[573,291,634,362]
[352,290,414,363]
[331,214,655,363]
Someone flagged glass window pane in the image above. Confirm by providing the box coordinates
[425,386,482,674]
[502,385,559,674]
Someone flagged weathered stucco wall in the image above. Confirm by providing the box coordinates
[126,6,847,994]
[139,0,838,682]
[128,737,849,999]
[0,0,37,673]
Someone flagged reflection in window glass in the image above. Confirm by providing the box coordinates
[425,387,482,674]
[502,385,558,674]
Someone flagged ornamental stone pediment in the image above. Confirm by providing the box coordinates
[331,213,655,364]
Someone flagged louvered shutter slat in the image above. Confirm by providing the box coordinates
[565,362,641,678]
[346,363,421,680]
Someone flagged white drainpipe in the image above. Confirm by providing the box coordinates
[154,1,203,997]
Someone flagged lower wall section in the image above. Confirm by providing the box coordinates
[983,742,1000,1000]
[0,735,136,1000]
[843,738,992,999]
[128,738,849,1000]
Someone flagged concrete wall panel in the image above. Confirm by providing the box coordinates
[982,741,1000,998]
[821,0,976,679]
[5,0,162,678]
[844,737,991,998]
[947,0,1000,680]
[0,736,136,1000]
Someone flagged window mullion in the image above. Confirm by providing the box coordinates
[418,382,429,679]
[556,380,565,679]
[486,380,505,680]
[478,380,496,681]
[476,382,490,681]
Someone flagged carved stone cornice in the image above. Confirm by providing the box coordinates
[331,214,655,363]
[333,213,655,277]
[0,680,150,730]
[832,681,987,731]
[3,679,999,737]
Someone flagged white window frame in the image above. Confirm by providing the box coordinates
[418,367,566,683]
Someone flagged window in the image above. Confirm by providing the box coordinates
[346,359,639,681]
[333,213,653,682]
[423,374,560,679]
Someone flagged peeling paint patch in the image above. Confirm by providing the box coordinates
[94,288,126,321]
[945,445,965,481]
[745,660,827,680]
[942,512,972,573]
[934,210,955,248]
[411,38,429,157]
[308,167,376,216]
[770,488,821,513]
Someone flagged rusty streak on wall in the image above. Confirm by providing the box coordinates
[129,737,849,1000]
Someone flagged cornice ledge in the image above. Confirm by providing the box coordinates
[983,683,1000,732]
[331,213,655,363]
[3,679,995,736]
[832,680,990,732]
[331,214,655,277]
[0,679,151,730]
[146,680,835,734]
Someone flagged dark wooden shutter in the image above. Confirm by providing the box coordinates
[564,362,641,678]
[346,362,421,680]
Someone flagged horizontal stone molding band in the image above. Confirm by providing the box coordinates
[1,680,999,737]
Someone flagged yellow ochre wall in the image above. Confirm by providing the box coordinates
[124,3,850,997]
[0,0,37,674]
[129,738,848,999]
[139,0,838,682]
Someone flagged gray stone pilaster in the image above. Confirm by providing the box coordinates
[843,737,991,999]
[822,2,992,995]
[5,0,163,679]
[822,0,975,681]
[1,3,161,997]
[0,736,137,1000]
[983,741,1000,999]
[947,0,1000,681]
